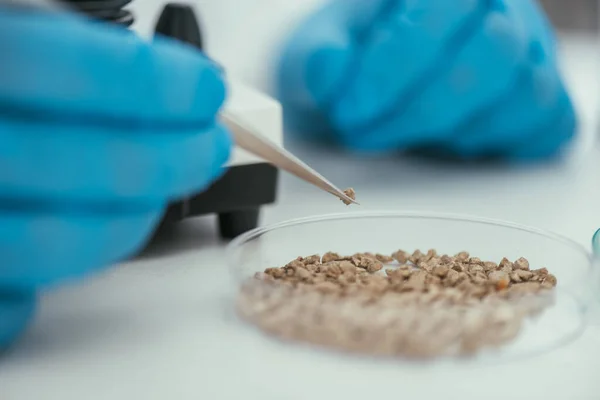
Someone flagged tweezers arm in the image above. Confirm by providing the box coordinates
[219,111,358,205]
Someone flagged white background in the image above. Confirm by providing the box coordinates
[1,1,599,399]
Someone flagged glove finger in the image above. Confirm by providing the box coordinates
[277,0,393,111]
[0,288,35,349]
[0,121,231,203]
[450,87,574,161]
[443,1,566,160]
[506,0,556,56]
[0,207,162,287]
[450,43,568,157]
[0,8,225,126]
[341,3,525,152]
[331,0,484,132]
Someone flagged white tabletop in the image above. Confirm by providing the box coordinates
[1,27,599,400]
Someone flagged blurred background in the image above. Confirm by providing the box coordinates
[124,0,600,244]
[540,0,597,32]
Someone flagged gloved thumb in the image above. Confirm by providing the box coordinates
[0,289,35,351]
[276,0,393,110]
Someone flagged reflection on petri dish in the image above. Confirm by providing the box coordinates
[227,212,595,363]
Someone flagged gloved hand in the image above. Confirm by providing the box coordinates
[0,7,231,348]
[276,0,576,160]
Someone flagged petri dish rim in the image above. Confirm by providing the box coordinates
[228,210,593,280]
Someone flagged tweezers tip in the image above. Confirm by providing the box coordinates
[341,198,360,205]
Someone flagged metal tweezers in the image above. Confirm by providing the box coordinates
[221,111,358,205]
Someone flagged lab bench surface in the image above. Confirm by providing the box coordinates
[0,36,599,400]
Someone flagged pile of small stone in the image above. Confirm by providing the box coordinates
[236,250,557,358]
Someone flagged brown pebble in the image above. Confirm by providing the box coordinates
[440,255,454,264]
[322,263,342,278]
[450,271,469,287]
[305,263,319,273]
[341,188,356,205]
[392,250,409,264]
[468,257,483,265]
[488,271,510,290]
[483,262,497,272]
[287,256,304,265]
[376,253,394,263]
[401,269,413,279]
[499,258,513,270]
[322,252,342,263]
[455,251,470,262]
[304,255,321,265]
[385,268,400,277]
[542,274,557,288]
[513,257,530,271]
[404,271,428,292]
[444,269,459,286]
[295,268,313,281]
[350,254,366,267]
[470,272,488,286]
[510,272,521,283]
[469,265,485,274]
[265,267,285,279]
[433,265,449,278]
[410,250,425,264]
[337,261,357,274]
[451,263,466,273]
[418,261,433,273]
[425,249,437,261]
[354,257,383,273]
[516,270,533,281]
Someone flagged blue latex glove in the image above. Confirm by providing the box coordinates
[277,0,576,160]
[0,8,231,348]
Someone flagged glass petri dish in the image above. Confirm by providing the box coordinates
[227,212,596,362]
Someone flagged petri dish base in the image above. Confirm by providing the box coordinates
[228,212,595,363]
